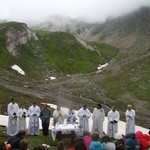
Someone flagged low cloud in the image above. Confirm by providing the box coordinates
[0,0,150,24]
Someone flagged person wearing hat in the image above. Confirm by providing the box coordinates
[114,133,125,148]
[125,105,135,135]
[107,106,120,138]
[92,104,105,138]
[77,105,91,132]
[125,132,140,150]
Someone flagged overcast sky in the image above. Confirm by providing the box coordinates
[0,0,150,24]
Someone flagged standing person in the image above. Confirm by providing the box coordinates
[107,106,120,138]
[17,105,28,132]
[27,102,40,136]
[125,105,135,135]
[40,104,52,136]
[92,104,105,138]
[66,107,76,124]
[77,105,91,132]
[53,105,64,125]
[7,98,19,136]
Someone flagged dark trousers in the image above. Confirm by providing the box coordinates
[42,122,49,136]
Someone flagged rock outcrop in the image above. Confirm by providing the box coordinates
[5,23,38,56]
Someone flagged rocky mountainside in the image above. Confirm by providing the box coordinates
[0,7,150,129]
[31,15,98,37]
[85,7,150,50]
[31,7,150,51]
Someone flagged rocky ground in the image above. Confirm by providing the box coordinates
[0,69,150,129]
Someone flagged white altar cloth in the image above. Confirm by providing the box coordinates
[51,124,80,140]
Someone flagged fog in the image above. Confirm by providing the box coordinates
[0,0,150,24]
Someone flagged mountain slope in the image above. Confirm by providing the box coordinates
[0,22,118,77]
[88,7,150,50]
[0,9,150,129]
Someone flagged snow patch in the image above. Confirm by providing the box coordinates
[49,76,56,80]
[97,63,108,70]
[11,64,25,75]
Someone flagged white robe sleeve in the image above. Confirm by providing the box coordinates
[86,109,91,118]
[115,111,120,122]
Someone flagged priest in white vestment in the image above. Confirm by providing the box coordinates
[77,105,91,132]
[92,104,105,138]
[27,102,41,135]
[65,107,76,124]
[107,106,120,138]
[17,105,27,132]
[53,106,64,125]
[7,98,19,136]
[125,105,135,135]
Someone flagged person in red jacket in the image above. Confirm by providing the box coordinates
[143,132,150,146]
[135,131,150,150]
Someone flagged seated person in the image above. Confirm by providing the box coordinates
[83,131,92,149]
[19,139,29,150]
[89,133,103,150]
[57,141,64,150]
[7,130,26,150]
[75,141,86,150]
[0,142,6,150]
[116,144,127,150]
[143,131,150,146]
[114,133,125,148]
[34,144,50,150]
[102,135,116,150]
[136,131,150,150]
[125,133,140,150]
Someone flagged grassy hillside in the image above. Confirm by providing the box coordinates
[100,51,150,102]
[0,22,118,78]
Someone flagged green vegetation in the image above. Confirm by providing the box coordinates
[0,128,57,150]
[99,53,150,102]
[0,21,149,113]
[0,22,118,78]
[90,42,118,62]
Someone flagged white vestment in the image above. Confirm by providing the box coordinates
[92,108,105,138]
[125,109,135,135]
[28,105,40,135]
[17,108,27,132]
[53,109,64,124]
[77,108,91,132]
[65,110,76,124]
[7,102,19,136]
[107,110,120,138]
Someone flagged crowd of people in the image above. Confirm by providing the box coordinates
[0,97,150,150]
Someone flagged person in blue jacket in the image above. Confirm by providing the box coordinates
[40,104,52,136]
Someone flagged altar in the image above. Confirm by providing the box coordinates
[51,124,81,144]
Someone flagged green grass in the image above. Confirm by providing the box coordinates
[0,22,119,78]
[90,42,119,63]
[0,128,58,150]
[99,53,150,102]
